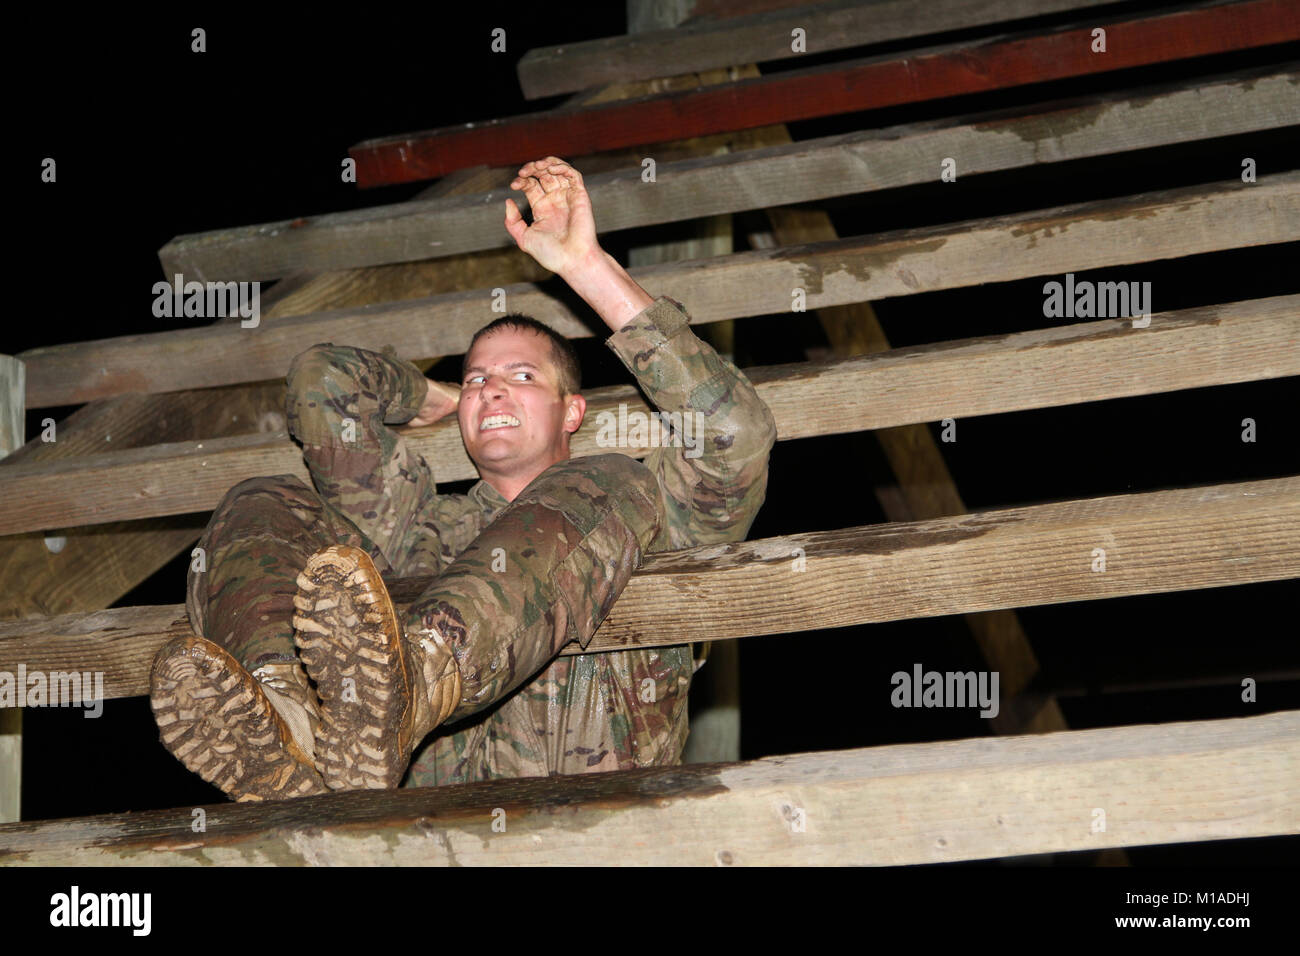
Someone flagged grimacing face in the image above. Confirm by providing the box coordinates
[457,328,585,482]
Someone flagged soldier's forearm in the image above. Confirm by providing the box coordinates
[606,298,777,547]
[558,245,654,333]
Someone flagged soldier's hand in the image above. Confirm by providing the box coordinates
[505,157,599,276]
[407,378,461,427]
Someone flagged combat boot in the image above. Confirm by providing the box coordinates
[292,545,461,790]
[150,636,328,801]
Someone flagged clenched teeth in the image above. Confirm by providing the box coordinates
[480,414,520,431]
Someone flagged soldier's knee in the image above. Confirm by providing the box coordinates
[285,343,348,429]
[581,453,657,494]
[286,343,338,389]
[214,474,313,519]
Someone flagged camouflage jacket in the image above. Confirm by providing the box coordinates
[292,296,776,783]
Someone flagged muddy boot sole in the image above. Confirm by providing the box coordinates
[150,636,328,801]
[292,545,413,790]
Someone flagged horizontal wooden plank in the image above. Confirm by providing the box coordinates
[0,707,1295,864]
[0,383,283,620]
[159,69,1299,282]
[520,0,1120,99]
[3,293,1297,535]
[2,473,1296,703]
[350,0,1300,187]
[33,172,1300,410]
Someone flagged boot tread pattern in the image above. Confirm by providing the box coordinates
[293,545,412,790]
[150,637,327,802]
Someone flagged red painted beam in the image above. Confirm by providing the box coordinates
[350,0,1300,188]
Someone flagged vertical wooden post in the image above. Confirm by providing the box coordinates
[0,354,24,822]
[625,0,740,763]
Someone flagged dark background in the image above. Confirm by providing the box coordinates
[12,2,1299,866]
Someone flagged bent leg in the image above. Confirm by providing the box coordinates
[404,454,663,722]
[158,474,383,800]
[188,474,387,672]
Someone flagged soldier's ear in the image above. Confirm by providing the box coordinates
[563,393,586,434]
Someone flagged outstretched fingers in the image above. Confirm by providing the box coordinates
[514,156,582,195]
[549,160,584,191]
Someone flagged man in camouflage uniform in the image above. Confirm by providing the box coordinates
[149,157,776,799]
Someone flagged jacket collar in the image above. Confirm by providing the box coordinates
[468,478,510,520]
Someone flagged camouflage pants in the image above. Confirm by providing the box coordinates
[186,454,687,786]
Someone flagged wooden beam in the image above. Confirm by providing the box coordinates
[42,172,1300,409]
[0,385,283,621]
[3,293,1296,535]
[761,203,1068,736]
[729,75,1070,736]
[521,0,1119,99]
[349,0,1300,187]
[0,355,22,823]
[758,192,1136,855]
[3,473,1296,703]
[0,710,1294,864]
[249,166,550,320]
[159,69,1299,281]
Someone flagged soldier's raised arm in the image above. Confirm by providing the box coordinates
[505,156,777,549]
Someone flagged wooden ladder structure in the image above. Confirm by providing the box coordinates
[1,0,1297,865]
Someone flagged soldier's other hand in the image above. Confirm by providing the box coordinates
[408,378,461,427]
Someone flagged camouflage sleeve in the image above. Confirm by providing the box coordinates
[604,296,777,552]
[283,343,466,575]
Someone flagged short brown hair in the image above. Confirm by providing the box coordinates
[464,315,581,396]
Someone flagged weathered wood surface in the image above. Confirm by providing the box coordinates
[741,83,1070,735]
[0,355,23,823]
[0,385,281,621]
[762,200,1069,737]
[250,165,551,320]
[2,292,1296,535]
[349,0,1300,187]
[157,69,1298,282]
[1,710,1294,865]
[519,0,1120,99]
[736,74,1075,779]
[2,474,1296,703]
[35,172,1300,409]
